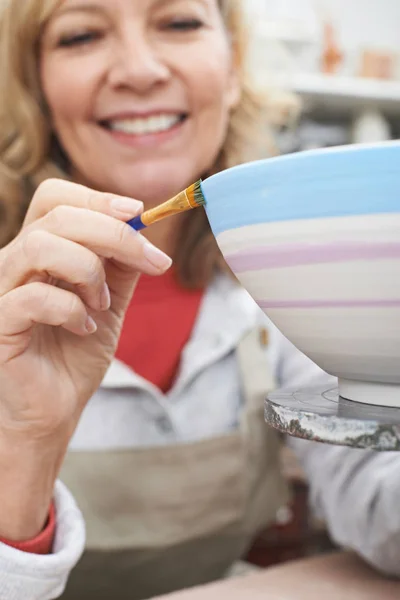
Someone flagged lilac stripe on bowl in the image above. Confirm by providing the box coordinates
[226,242,400,273]
[258,298,400,310]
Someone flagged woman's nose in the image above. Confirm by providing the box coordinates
[108,35,170,93]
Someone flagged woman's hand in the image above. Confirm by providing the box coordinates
[0,179,172,541]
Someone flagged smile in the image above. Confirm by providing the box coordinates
[101,113,187,136]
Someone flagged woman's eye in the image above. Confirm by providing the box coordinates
[165,19,204,32]
[58,31,101,48]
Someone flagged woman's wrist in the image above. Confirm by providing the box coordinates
[0,432,65,541]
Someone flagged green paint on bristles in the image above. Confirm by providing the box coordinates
[189,179,207,207]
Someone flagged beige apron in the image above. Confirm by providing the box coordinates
[59,327,289,600]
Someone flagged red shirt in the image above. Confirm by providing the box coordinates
[116,268,204,392]
[0,268,204,553]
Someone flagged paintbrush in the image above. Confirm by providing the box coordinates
[127,180,206,231]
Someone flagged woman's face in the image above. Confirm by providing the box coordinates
[40,0,240,204]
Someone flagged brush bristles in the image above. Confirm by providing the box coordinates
[186,180,206,207]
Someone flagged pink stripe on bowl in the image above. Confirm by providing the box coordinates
[226,242,400,273]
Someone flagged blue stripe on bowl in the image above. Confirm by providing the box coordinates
[203,142,400,236]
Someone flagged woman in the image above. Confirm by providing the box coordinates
[0,1,400,599]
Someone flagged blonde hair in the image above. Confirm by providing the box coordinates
[0,0,296,287]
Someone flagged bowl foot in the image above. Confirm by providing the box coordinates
[339,379,400,408]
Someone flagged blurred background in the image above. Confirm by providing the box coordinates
[245,0,400,154]
[241,0,400,570]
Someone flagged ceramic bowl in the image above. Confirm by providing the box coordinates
[204,142,400,408]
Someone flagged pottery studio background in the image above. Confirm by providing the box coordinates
[246,0,400,152]
[240,0,400,568]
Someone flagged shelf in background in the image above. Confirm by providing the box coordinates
[278,73,400,117]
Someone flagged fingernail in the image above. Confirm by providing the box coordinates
[85,316,98,334]
[100,282,111,311]
[143,242,173,272]
[111,197,143,217]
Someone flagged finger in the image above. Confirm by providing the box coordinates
[0,231,109,312]
[26,205,172,275]
[102,261,140,316]
[24,179,144,226]
[0,282,97,338]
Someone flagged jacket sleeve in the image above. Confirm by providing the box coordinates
[275,326,400,577]
[0,481,86,600]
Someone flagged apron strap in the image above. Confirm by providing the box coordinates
[236,325,276,417]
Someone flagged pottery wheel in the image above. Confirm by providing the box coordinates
[265,386,400,451]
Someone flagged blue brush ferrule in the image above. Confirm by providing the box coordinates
[127,215,146,231]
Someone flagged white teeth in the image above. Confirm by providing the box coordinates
[108,114,182,135]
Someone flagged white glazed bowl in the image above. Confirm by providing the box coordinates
[203,142,400,407]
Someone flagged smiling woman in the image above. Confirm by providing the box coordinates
[0,2,292,597]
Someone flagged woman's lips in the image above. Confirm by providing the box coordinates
[99,113,188,147]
